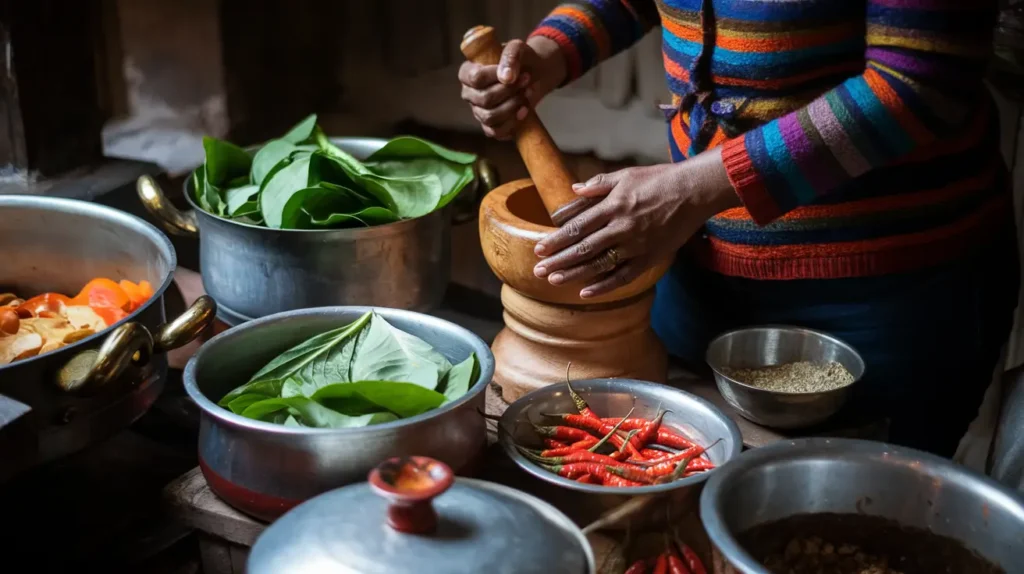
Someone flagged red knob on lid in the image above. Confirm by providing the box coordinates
[368,456,454,535]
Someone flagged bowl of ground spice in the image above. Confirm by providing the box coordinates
[705,326,865,429]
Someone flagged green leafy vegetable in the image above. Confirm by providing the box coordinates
[190,114,478,230]
[217,312,479,428]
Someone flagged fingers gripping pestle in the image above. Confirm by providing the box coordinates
[460,25,596,227]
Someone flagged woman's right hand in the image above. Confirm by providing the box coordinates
[459,36,566,140]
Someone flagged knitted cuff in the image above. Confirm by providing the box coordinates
[722,136,784,225]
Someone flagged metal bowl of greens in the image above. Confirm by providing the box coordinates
[706,326,866,430]
[137,114,498,325]
[184,306,494,521]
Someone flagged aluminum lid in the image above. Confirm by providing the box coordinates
[247,457,594,574]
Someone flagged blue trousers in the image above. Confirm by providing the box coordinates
[652,232,1020,457]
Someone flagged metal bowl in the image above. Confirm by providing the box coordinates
[498,378,742,528]
[700,438,1024,574]
[184,306,495,521]
[705,326,865,430]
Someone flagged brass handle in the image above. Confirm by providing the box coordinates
[452,159,500,225]
[57,296,217,394]
[137,175,199,238]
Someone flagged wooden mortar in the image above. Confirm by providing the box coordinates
[462,27,669,401]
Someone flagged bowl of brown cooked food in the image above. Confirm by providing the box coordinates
[700,438,1022,574]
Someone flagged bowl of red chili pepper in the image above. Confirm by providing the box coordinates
[498,378,742,529]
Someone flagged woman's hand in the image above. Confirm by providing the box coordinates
[533,148,741,298]
[459,37,566,140]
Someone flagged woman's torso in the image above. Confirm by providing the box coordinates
[653,0,1011,281]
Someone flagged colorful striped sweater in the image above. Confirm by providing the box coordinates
[531,0,1012,280]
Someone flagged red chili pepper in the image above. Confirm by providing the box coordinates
[624,559,648,574]
[541,462,629,485]
[532,424,595,443]
[637,439,721,469]
[677,543,705,574]
[671,531,706,574]
[640,447,669,459]
[540,446,581,457]
[667,552,691,574]
[543,439,569,449]
[653,553,669,574]
[603,474,643,487]
[604,465,657,485]
[636,408,669,446]
[545,413,646,460]
[600,419,697,449]
[587,407,634,453]
[687,458,714,471]
[520,447,635,468]
[565,370,600,420]
[571,437,599,450]
[576,473,598,484]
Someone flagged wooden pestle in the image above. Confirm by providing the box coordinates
[460,25,596,227]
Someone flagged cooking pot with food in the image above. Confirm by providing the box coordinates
[701,438,1024,574]
[137,137,498,326]
[247,456,596,574]
[185,306,494,521]
[0,196,217,482]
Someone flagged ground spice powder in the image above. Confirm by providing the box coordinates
[722,361,854,393]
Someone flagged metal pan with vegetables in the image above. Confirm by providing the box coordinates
[138,114,498,326]
[0,196,217,483]
[184,306,494,521]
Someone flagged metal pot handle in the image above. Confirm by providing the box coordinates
[452,159,500,225]
[56,295,217,394]
[137,175,199,238]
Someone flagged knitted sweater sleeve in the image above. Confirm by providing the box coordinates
[720,0,998,225]
[529,0,661,83]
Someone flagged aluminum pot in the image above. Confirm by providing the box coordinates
[700,438,1024,574]
[138,137,498,326]
[0,195,217,482]
[184,306,495,521]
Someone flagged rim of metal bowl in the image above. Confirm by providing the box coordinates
[183,306,495,435]
[182,136,456,237]
[0,194,177,372]
[705,324,866,397]
[699,437,1024,574]
[498,378,744,495]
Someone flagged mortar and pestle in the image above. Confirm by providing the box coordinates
[461,26,670,403]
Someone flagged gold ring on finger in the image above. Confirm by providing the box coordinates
[607,248,621,267]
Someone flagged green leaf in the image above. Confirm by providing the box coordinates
[348,314,451,389]
[307,206,400,228]
[225,184,260,216]
[312,381,446,418]
[437,353,478,404]
[247,311,372,386]
[252,139,298,186]
[367,158,474,210]
[203,136,252,186]
[366,135,476,165]
[241,396,394,428]
[226,394,267,415]
[281,114,319,145]
[259,155,313,229]
[218,378,287,406]
[191,166,211,211]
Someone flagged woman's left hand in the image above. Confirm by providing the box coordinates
[533,148,740,299]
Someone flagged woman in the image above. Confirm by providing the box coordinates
[459,0,1019,457]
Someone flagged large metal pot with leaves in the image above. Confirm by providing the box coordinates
[0,196,217,482]
[138,129,497,326]
[184,306,495,521]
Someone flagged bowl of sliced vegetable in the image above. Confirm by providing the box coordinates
[184,305,494,521]
[498,378,742,529]
[138,114,498,326]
